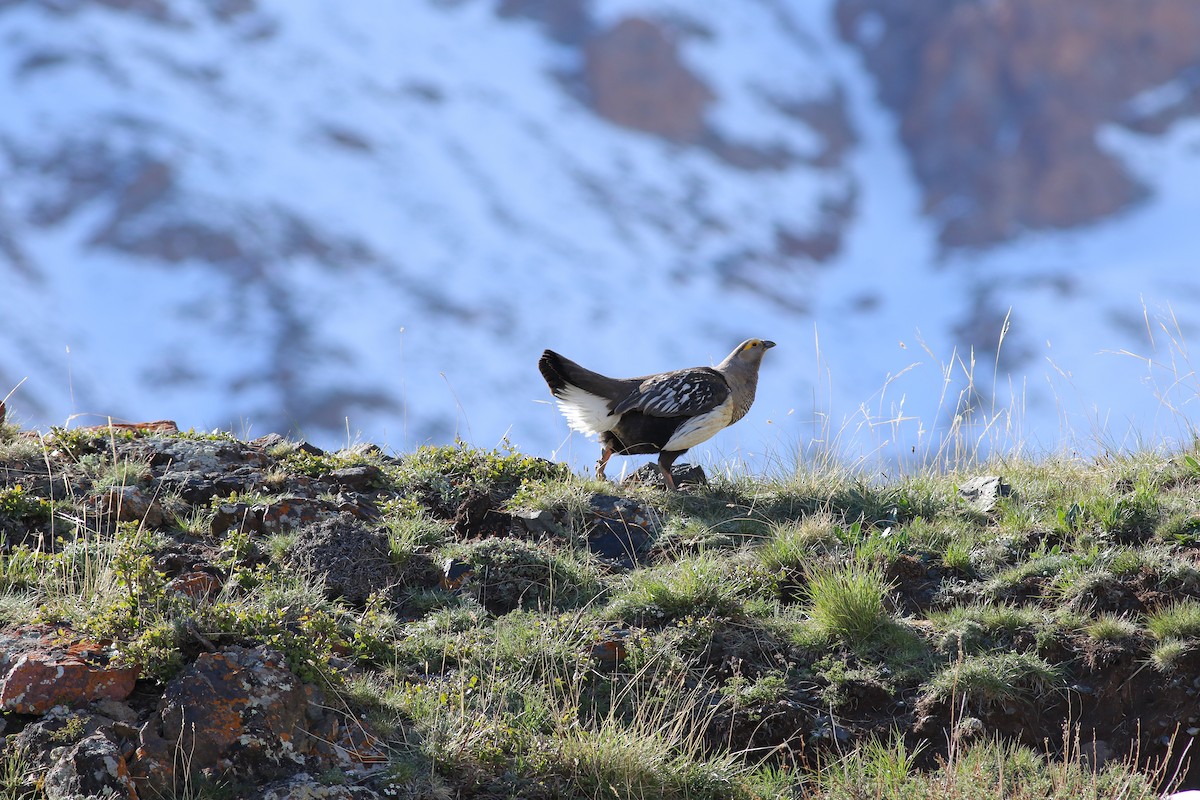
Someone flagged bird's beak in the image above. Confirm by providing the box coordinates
[763,340,776,349]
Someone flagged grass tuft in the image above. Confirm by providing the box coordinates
[804,560,894,649]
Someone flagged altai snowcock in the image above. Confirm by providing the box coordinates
[538,339,775,490]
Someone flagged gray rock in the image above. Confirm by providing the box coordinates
[139,437,270,474]
[624,462,708,490]
[958,475,1012,513]
[510,507,565,538]
[96,485,165,527]
[130,646,312,794]
[254,772,383,799]
[587,494,660,568]
[328,464,384,491]
[44,730,136,800]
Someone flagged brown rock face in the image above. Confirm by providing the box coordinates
[837,0,1200,248]
[0,627,139,714]
[584,17,714,142]
[128,645,386,793]
[130,646,309,793]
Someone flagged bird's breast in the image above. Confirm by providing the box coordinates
[662,398,735,452]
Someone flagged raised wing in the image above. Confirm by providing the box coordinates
[612,368,730,418]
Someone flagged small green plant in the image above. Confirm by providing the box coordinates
[1145,599,1200,640]
[454,538,603,614]
[607,554,748,624]
[1158,511,1200,545]
[757,516,836,575]
[89,457,153,491]
[719,671,789,707]
[0,545,48,591]
[1149,639,1190,673]
[1086,614,1140,641]
[1055,502,1085,535]
[921,651,1061,714]
[281,447,371,479]
[822,731,925,796]
[986,552,1072,597]
[47,713,88,743]
[393,441,571,509]
[0,484,50,522]
[804,561,894,649]
[381,513,448,564]
[1097,486,1160,542]
[653,516,738,556]
[941,536,975,572]
[931,603,1043,655]
[0,738,39,800]
[198,590,350,685]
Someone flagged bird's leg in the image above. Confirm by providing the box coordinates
[596,445,614,482]
[658,450,682,492]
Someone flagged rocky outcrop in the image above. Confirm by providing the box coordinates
[0,428,590,793]
[0,637,386,798]
[584,16,714,143]
[0,627,138,714]
[130,646,312,793]
[837,0,1200,248]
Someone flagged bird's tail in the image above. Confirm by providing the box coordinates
[538,350,625,400]
[538,350,625,435]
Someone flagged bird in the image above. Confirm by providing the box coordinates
[538,339,775,490]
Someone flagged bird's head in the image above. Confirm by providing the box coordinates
[726,338,776,368]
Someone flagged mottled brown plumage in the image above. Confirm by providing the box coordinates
[538,339,775,489]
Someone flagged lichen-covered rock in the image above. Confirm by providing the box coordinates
[94,484,165,527]
[624,462,707,491]
[958,475,1012,514]
[586,493,660,568]
[212,500,267,536]
[0,626,138,714]
[130,646,309,794]
[261,496,339,535]
[143,436,271,503]
[328,464,384,492]
[128,645,388,794]
[164,570,223,600]
[44,730,138,800]
[138,436,271,475]
[510,507,565,539]
[11,709,124,774]
[254,772,383,799]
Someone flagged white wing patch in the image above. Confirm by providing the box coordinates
[553,384,618,437]
[663,397,734,451]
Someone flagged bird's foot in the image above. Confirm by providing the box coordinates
[596,447,613,483]
[658,464,678,492]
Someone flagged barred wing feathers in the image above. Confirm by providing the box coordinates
[612,369,730,417]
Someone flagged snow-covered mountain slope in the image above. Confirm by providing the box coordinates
[2,0,1199,473]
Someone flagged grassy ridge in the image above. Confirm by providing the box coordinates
[0,419,1198,798]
